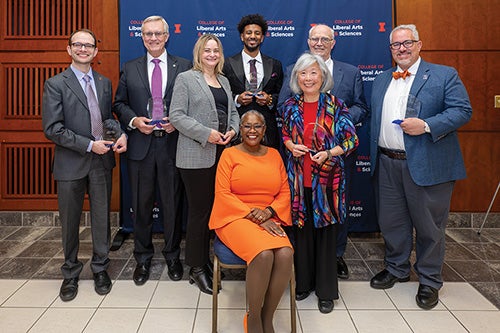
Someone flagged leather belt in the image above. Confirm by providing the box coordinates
[152,130,166,138]
[379,147,406,160]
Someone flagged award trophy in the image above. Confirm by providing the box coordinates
[147,97,167,128]
[103,119,121,147]
[405,94,421,118]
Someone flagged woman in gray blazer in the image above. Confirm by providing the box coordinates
[170,34,239,294]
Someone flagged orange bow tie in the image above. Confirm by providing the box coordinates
[392,70,411,80]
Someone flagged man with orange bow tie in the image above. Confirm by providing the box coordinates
[369,24,472,310]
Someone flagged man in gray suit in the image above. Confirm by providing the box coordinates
[369,24,472,309]
[43,29,127,301]
[113,16,192,285]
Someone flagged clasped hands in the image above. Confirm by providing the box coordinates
[92,133,127,155]
[290,143,330,164]
[246,207,286,237]
[208,128,236,145]
[237,90,270,106]
[134,116,176,134]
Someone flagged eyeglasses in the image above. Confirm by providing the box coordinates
[309,37,333,44]
[143,31,167,38]
[241,124,265,131]
[389,40,419,50]
[71,42,96,49]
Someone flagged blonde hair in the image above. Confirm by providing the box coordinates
[192,34,225,75]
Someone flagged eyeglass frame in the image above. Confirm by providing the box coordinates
[71,42,96,50]
[142,31,168,38]
[241,124,266,131]
[389,39,419,50]
[308,37,334,44]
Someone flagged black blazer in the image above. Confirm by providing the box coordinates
[113,53,192,160]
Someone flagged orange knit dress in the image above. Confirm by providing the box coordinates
[209,146,293,264]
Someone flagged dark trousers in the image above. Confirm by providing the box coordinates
[294,188,339,300]
[375,154,454,289]
[179,165,217,267]
[58,154,111,278]
[128,135,183,264]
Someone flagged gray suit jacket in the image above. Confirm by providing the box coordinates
[169,70,240,169]
[42,67,117,181]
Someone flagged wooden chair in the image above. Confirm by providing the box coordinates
[211,236,296,333]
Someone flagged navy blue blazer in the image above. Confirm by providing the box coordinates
[278,58,368,125]
[370,60,472,186]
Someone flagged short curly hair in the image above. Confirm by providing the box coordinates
[237,14,268,35]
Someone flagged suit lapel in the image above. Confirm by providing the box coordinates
[63,68,88,109]
[136,56,151,96]
[331,60,344,95]
[261,55,273,89]
[195,71,216,110]
[166,54,179,97]
[92,70,107,117]
[410,60,431,97]
[228,54,246,88]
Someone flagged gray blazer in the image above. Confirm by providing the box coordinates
[169,70,240,169]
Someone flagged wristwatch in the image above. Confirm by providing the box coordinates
[424,121,431,133]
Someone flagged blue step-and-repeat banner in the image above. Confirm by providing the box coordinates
[118,0,393,233]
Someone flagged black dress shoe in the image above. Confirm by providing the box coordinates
[416,284,439,310]
[94,271,112,295]
[295,290,311,301]
[166,259,183,281]
[337,257,349,279]
[133,263,150,286]
[60,278,79,302]
[370,269,410,289]
[189,266,214,295]
[318,299,334,313]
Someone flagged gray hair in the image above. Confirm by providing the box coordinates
[141,15,169,34]
[308,24,335,41]
[390,24,419,42]
[289,53,333,94]
[240,110,266,126]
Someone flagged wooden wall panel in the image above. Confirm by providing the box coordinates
[0,0,120,211]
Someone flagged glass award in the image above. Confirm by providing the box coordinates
[103,119,121,147]
[147,97,168,127]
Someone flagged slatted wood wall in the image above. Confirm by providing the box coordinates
[0,0,119,210]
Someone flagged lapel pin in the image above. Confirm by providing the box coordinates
[423,74,428,80]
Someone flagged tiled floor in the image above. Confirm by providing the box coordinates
[0,223,499,332]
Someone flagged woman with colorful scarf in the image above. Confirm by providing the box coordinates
[282,53,358,313]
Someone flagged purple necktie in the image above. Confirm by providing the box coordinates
[151,59,163,120]
[83,75,103,140]
[249,59,258,92]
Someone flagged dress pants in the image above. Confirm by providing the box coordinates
[179,165,217,267]
[375,154,454,289]
[58,154,111,278]
[294,188,339,301]
[128,134,182,264]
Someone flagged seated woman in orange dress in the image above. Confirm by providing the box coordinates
[209,110,293,333]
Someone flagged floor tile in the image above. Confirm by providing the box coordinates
[339,281,395,310]
[461,242,500,260]
[5,227,50,242]
[452,310,500,333]
[0,258,49,279]
[0,279,26,304]
[344,259,374,281]
[447,260,500,282]
[0,307,45,333]
[400,310,469,332]
[83,308,145,333]
[194,308,245,333]
[198,280,245,309]
[138,308,196,332]
[0,226,21,240]
[17,241,61,258]
[150,281,201,308]
[3,280,59,307]
[349,310,412,332]
[446,229,493,244]
[470,282,500,309]
[100,280,157,308]
[28,307,95,333]
[298,309,356,332]
[439,282,498,310]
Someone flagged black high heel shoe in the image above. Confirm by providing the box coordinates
[189,266,214,295]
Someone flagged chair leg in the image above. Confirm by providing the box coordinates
[212,256,220,333]
[290,266,296,333]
